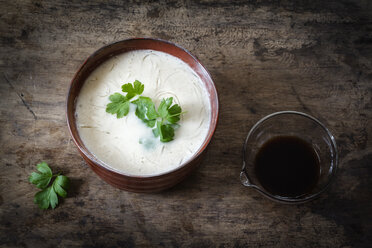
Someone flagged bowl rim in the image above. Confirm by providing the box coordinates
[241,110,338,203]
[66,38,219,179]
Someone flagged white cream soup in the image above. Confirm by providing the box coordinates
[76,50,211,175]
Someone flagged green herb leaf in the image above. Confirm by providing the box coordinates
[29,162,52,189]
[109,92,126,103]
[132,96,158,127]
[34,187,52,209]
[152,120,175,142]
[37,162,52,175]
[167,104,182,124]
[152,120,162,138]
[160,123,175,142]
[49,187,58,209]
[158,97,174,118]
[122,80,144,100]
[29,172,52,189]
[106,93,130,118]
[157,97,183,124]
[29,162,70,209]
[53,175,70,198]
[34,185,59,209]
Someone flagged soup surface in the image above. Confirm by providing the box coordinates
[76,50,211,175]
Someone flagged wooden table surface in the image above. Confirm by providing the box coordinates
[1,1,371,247]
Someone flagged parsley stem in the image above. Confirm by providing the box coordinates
[168,111,188,118]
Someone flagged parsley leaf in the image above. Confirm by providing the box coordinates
[34,186,58,209]
[152,120,161,138]
[122,80,144,100]
[153,120,175,142]
[29,162,53,189]
[53,175,70,198]
[158,97,173,117]
[167,103,182,124]
[151,98,182,142]
[158,97,183,124]
[106,93,130,118]
[29,162,70,209]
[132,96,159,127]
[160,124,175,142]
[106,80,145,118]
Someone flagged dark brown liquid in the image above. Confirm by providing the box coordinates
[254,136,320,197]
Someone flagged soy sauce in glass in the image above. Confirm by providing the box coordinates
[254,136,320,197]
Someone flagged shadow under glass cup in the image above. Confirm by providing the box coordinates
[240,111,338,204]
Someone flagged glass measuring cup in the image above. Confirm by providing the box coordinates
[240,111,338,203]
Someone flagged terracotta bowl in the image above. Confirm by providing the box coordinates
[66,38,219,192]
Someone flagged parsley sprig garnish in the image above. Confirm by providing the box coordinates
[29,162,70,209]
[106,80,185,142]
[106,80,144,118]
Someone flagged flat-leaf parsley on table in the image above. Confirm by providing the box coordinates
[29,162,70,209]
[106,80,185,142]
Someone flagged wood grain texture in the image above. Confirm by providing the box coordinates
[1,0,371,247]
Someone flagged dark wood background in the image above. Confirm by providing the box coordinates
[1,1,371,247]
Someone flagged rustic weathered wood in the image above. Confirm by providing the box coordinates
[1,1,371,247]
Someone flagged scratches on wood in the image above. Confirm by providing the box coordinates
[3,73,37,120]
